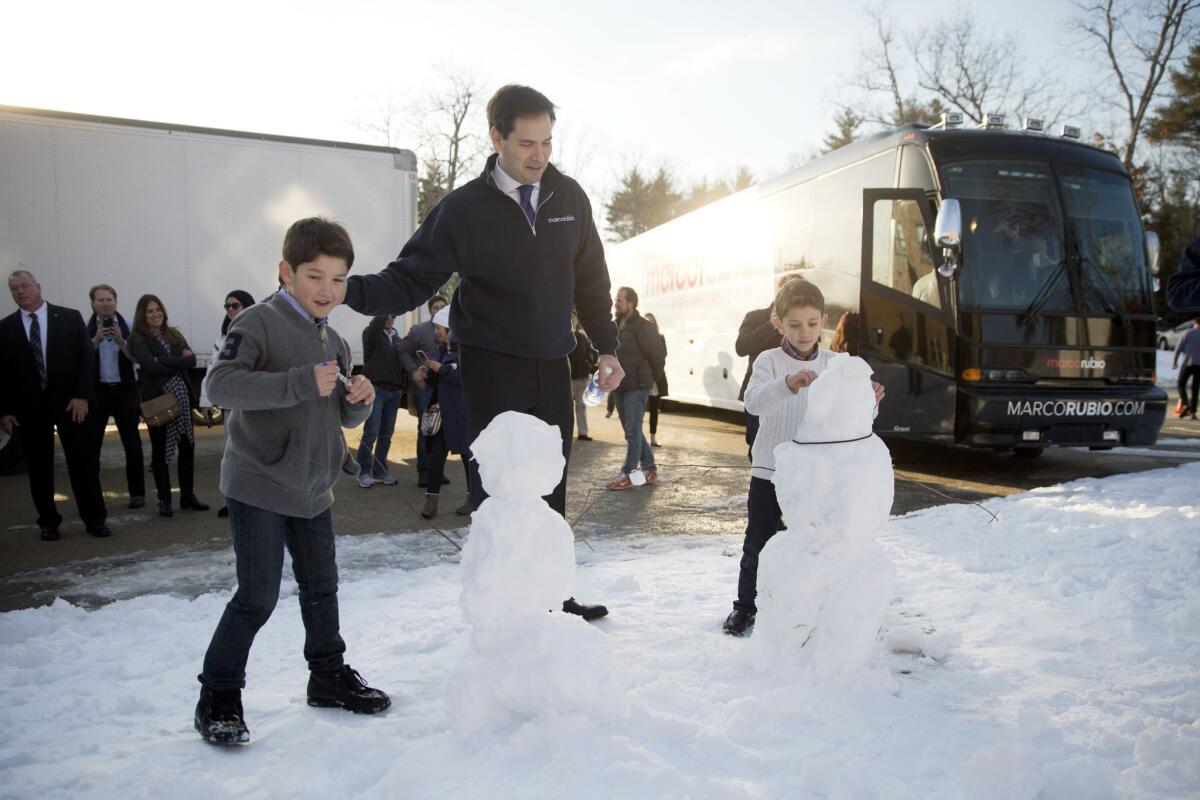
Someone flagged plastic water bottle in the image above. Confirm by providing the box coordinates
[581,367,611,407]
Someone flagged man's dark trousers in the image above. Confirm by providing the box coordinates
[199,498,346,690]
[458,344,573,515]
[20,390,107,531]
[91,381,145,498]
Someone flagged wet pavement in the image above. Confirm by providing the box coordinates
[2,401,1197,611]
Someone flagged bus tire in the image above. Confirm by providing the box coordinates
[1014,447,1043,459]
[0,426,24,475]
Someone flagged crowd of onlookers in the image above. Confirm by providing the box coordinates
[1,270,672,540]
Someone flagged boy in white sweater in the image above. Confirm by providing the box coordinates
[723,280,884,636]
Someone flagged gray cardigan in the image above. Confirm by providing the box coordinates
[206,294,372,518]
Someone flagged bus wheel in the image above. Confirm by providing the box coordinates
[0,426,24,475]
[1014,447,1043,459]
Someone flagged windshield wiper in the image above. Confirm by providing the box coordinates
[1076,253,1130,327]
[1020,256,1070,328]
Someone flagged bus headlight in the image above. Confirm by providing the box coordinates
[962,368,1034,382]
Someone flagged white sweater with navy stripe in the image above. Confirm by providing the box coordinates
[744,346,839,481]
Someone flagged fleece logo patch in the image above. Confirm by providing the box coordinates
[547,215,576,223]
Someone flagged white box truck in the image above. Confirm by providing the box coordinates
[0,105,419,471]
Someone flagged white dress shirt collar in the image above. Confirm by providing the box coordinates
[492,162,540,209]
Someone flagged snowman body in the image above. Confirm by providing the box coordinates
[750,355,897,680]
[447,411,626,736]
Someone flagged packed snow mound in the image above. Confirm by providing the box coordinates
[470,410,564,497]
[448,412,625,737]
[752,355,898,680]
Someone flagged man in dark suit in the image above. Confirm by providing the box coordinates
[1,270,110,540]
[86,283,146,508]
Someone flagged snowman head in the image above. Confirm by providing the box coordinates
[470,411,565,498]
[793,354,876,443]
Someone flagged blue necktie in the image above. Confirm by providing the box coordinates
[518,184,536,227]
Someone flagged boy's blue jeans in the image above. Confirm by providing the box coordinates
[613,388,655,475]
[199,498,346,691]
[735,476,785,612]
[356,386,401,477]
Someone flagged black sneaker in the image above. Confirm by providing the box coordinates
[128,496,145,509]
[194,686,250,745]
[87,524,112,538]
[307,666,391,714]
[39,525,60,541]
[562,597,608,621]
[723,608,756,637]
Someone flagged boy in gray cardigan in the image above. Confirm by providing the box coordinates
[194,218,391,746]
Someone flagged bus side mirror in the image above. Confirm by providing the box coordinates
[935,198,962,278]
[1145,230,1160,274]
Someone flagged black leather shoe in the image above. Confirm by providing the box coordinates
[181,496,210,511]
[87,524,112,538]
[577,435,593,441]
[217,505,229,518]
[158,500,173,518]
[562,597,608,621]
[723,608,756,637]
[195,686,249,745]
[128,496,145,509]
[39,525,60,541]
[307,666,391,714]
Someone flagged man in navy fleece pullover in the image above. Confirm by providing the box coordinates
[343,84,623,622]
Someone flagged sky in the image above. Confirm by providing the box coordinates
[2,0,1105,202]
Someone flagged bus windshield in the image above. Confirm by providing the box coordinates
[939,159,1149,313]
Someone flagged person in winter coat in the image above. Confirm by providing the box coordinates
[398,294,449,487]
[129,294,208,518]
[643,312,668,448]
[200,290,255,517]
[607,287,665,490]
[356,315,406,487]
[568,308,599,441]
[418,306,471,519]
[1173,318,1200,419]
[1167,235,1200,314]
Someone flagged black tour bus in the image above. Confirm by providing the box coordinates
[606,118,1167,455]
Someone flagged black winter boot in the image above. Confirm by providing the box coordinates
[307,665,391,714]
[194,686,250,745]
[723,608,756,637]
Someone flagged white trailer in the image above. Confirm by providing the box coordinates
[0,105,419,365]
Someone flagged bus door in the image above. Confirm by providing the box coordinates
[859,189,956,438]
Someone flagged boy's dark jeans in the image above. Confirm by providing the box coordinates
[199,498,346,691]
[735,476,785,613]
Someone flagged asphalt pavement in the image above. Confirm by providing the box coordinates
[1,399,1197,611]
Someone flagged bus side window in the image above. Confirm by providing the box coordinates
[871,199,941,309]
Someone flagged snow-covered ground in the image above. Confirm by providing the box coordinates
[2,462,1199,799]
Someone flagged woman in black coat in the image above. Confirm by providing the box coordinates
[419,308,471,519]
[129,294,208,517]
[644,313,668,448]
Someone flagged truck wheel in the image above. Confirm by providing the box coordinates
[192,407,224,427]
[0,426,24,475]
[1014,447,1043,459]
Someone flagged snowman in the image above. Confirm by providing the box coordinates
[446,411,626,737]
[748,355,897,681]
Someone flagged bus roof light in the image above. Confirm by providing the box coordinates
[982,113,1006,129]
[941,112,964,128]
[1023,117,1044,133]
[1061,124,1081,139]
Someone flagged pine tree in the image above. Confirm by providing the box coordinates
[1148,43,1200,152]
[604,167,680,241]
[822,108,864,153]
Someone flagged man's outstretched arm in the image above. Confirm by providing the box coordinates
[344,201,458,317]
